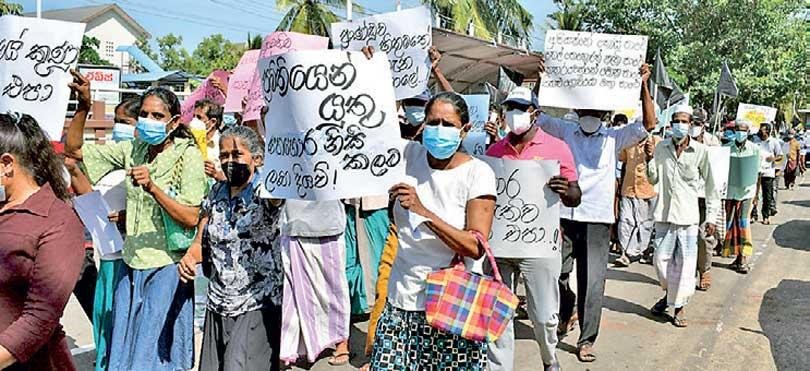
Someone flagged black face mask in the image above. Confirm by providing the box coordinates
[223,161,251,186]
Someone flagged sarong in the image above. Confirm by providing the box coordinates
[722,199,754,257]
[653,223,699,308]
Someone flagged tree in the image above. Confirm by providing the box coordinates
[565,0,808,113]
[0,0,22,16]
[247,33,263,50]
[547,0,587,31]
[191,34,244,75]
[426,0,534,46]
[78,35,111,65]
[276,0,361,37]
[156,33,193,72]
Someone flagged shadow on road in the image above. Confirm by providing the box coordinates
[759,279,810,371]
[783,200,810,208]
[603,296,669,323]
[772,220,810,251]
[607,269,660,286]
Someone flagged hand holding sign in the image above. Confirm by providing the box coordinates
[390,183,428,217]
[68,69,92,109]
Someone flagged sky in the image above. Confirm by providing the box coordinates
[17,0,558,51]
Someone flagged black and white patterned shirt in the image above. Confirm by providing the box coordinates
[202,178,283,316]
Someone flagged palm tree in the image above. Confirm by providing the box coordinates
[426,0,533,46]
[0,0,23,16]
[276,0,363,37]
[547,0,587,31]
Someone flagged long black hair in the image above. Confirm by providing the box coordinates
[140,87,192,140]
[425,91,470,125]
[0,113,70,201]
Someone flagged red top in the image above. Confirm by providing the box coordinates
[486,127,579,182]
[0,183,84,371]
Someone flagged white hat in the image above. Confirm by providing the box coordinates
[563,111,579,122]
[673,104,693,115]
[503,87,536,107]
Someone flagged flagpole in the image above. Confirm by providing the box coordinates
[714,95,724,133]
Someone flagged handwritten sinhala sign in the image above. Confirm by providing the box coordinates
[461,94,490,155]
[735,103,777,133]
[223,50,260,113]
[257,50,406,201]
[242,32,329,122]
[480,156,561,258]
[330,6,432,100]
[180,69,229,123]
[538,30,649,111]
[0,16,86,140]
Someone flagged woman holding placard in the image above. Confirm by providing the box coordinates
[369,92,497,370]
[64,73,206,371]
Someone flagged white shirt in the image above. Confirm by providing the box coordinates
[754,136,783,178]
[538,114,648,224]
[388,142,496,311]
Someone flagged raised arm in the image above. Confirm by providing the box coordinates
[640,63,656,132]
[429,47,454,92]
[64,69,91,160]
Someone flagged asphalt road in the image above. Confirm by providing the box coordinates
[65,178,810,370]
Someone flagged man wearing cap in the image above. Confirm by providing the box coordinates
[753,122,783,225]
[645,105,720,327]
[485,87,581,371]
[721,120,760,273]
[689,108,722,290]
[536,64,656,362]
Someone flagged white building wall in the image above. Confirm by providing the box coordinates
[84,11,141,73]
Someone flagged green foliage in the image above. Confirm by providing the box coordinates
[558,0,808,115]
[247,33,263,50]
[0,0,22,16]
[78,35,111,65]
[426,0,534,46]
[276,0,361,37]
[547,0,587,31]
[156,33,193,72]
[190,34,244,75]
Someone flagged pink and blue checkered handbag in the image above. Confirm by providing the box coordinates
[424,230,519,342]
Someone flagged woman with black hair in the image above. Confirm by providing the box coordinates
[0,112,85,370]
[64,71,207,370]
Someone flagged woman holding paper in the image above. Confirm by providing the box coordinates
[0,112,85,371]
[370,92,496,370]
[64,72,206,371]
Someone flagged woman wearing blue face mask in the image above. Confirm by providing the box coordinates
[370,92,497,370]
[64,81,206,370]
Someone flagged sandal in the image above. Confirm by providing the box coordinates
[698,272,712,291]
[557,312,577,337]
[577,343,596,363]
[672,314,689,327]
[327,351,352,366]
[737,264,750,274]
[650,297,668,316]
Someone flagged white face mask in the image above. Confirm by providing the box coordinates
[689,125,703,138]
[505,109,532,135]
[579,116,602,133]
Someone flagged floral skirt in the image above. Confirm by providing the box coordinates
[370,303,487,370]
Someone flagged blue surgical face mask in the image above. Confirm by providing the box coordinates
[136,117,169,145]
[422,125,462,160]
[671,122,689,140]
[735,131,748,143]
[663,129,673,139]
[723,130,735,141]
[403,106,425,126]
[112,123,135,142]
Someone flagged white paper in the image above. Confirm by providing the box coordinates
[461,94,491,155]
[258,50,406,200]
[330,6,432,100]
[735,103,777,133]
[0,16,86,140]
[538,30,648,110]
[73,191,124,257]
[480,156,561,258]
[707,146,730,199]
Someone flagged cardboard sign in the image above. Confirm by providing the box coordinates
[461,94,491,155]
[330,6,432,100]
[539,30,648,111]
[180,69,229,123]
[0,16,86,140]
[736,103,777,133]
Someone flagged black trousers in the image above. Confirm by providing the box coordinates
[761,177,777,218]
[559,220,610,347]
[72,249,97,321]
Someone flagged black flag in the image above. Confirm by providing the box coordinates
[496,66,524,104]
[649,48,685,107]
[717,62,738,98]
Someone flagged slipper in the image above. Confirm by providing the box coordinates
[672,315,688,328]
[577,343,596,363]
[737,264,750,274]
[327,351,351,366]
[697,272,712,291]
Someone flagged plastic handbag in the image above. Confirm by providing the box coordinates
[424,230,519,342]
[160,154,195,252]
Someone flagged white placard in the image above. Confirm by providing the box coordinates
[258,50,406,200]
[708,146,730,199]
[330,6,432,100]
[735,103,777,133]
[539,30,648,111]
[480,156,561,258]
[73,191,124,257]
[0,16,86,140]
[461,94,490,155]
